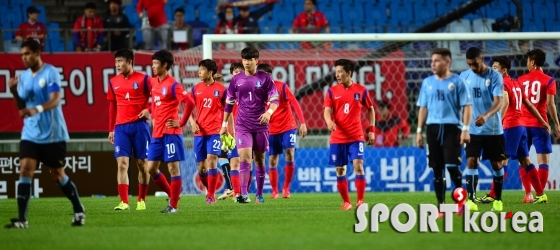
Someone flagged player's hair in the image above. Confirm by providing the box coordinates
[174,7,184,15]
[308,0,317,6]
[85,2,96,9]
[334,59,355,75]
[491,56,511,70]
[152,50,174,70]
[214,74,224,83]
[114,48,134,63]
[21,39,41,53]
[527,49,546,67]
[230,62,244,74]
[432,48,452,61]
[241,47,259,60]
[465,47,482,59]
[198,59,218,75]
[256,63,273,74]
[378,101,391,109]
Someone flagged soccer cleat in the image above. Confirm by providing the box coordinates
[356,200,364,208]
[270,192,279,199]
[475,194,495,204]
[71,213,86,226]
[255,195,264,203]
[282,189,290,199]
[218,189,234,200]
[456,202,465,216]
[4,219,28,229]
[522,193,534,203]
[206,197,216,204]
[160,206,178,213]
[466,200,478,211]
[532,194,548,204]
[491,200,503,212]
[114,201,130,211]
[236,194,250,203]
[136,200,146,210]
[340,202,352,210]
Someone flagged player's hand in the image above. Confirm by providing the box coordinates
[8,76,18,88]
[474,114,487,127]
[190,122,200,134]
[415,133,423,148]
[138,109,150,119]
[108,132,115,144]
[460,130,471,145]
[555,129,560,140]
[138,12,143,18]
[19,108,38,118]
[259,112,272,124]
[367,132,375,145]
[326,120,336,131]
[542,122,551,134]
[166,119,180,128]
[299,124,308,138]
[219,126,228,136]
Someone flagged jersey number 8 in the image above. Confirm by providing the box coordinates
[343,103,350,114]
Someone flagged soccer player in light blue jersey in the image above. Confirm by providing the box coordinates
[5,40,85,229]
[416,48,472,217]
[460,47,506,212]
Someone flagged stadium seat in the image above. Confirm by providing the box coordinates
[4,39,20,52]
[472,18,495,33]
[165,4,174,22]
[448,19,472,33]
[0,6,23,29]
[197,5,216,24]
[413,2,437,26]
[545,19,560,31]
[364,2,388,26]
[522,18,544,32]
[532,1,558,20]
[320,6,341,27]
[12,0,32,6]
[34,5,47,24]
[124,5,141,28]
[388,2,413,25]
[435,1,454,17]
[341,4,364,26]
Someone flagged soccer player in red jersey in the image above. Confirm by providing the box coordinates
[107,49,151,211]
[257,63,307,199]
[146,50,194,213]
[515,49,559,203]
[477,56,550,204]
[324,59,375,210]
[187,59,227,204]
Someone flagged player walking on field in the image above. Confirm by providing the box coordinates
[416,48,471,215]
[323,59,375,210]
[220,47,279,204]
[146,50,195,213]
[257,63,307,199]
[5,40,85,228]
[477,56,549,204]
[107,49,151,211]
[460,47,506,212]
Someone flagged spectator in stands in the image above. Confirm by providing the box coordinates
[15,6,47,50]
[73,2,105,51]
[104,0,131,51]
[137,0,169,50]
[292,0,330,49]
[171,8,189,51]
[371,101,410,147]
[214,6,245,50]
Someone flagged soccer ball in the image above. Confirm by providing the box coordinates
[451,187,467,203]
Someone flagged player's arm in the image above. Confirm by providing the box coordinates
[399,118,411,140]
[8,76,26,110]
[546,94,560,139]
[221,84,237,135]
[415,81,428,148]
[323,89,335,131]
[259,77,280,124]
[179,95,195,127]
[475,96,502,126]
[20,72,63,117]
[522,98,549,132]
[362,89,375,145]
[500,90,509,120]
[285,86,307,137]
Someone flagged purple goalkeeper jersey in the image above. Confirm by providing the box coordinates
[225,71,279,132]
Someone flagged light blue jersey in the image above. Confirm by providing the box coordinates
[417,74,471,126]
[460,68,504,135]
[18,63,69,144]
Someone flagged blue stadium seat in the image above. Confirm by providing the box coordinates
[532,1,558,20]
[364,2,388,26]
[483,1,509,19]
[47,22,61,43]
[35,5,47,24]
[197,5,216,24]
[522,18,544,32]
[12,0,32,6]
[4,39,20,52]
[124,5,141,28]
[472,18,495,33]
[545,19,560,31]
[435,1,454,17]
[0,6,23,28]
[165,4,174,22]
[319,6,340,27]
[413,2,437,26]
[389,2,413,25]
[341,4,364,26]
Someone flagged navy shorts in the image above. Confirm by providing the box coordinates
[526,127,552,154]
[193,135,222,162]
[114,120,151,159]
[148,134,185,162]
[504,126,529,160]
[268,129,297,155]
[329,141,365,166]
[228,146,239,159]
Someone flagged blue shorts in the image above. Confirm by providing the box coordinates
[148,134,185,162]
[228,146,239,159]
[329,141,365,166]
[526,127,552,154]
[504,127,529,160]
[114,120,150,159]
[268,129,297,155]
[193,135,222,162]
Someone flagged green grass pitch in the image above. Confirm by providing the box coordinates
[1,191,559,250]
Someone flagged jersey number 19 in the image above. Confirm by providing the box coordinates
[522,80,541,104]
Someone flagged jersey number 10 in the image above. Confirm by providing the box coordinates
[522,80,541,104]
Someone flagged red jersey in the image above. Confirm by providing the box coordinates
[191,81,226,135]
[292,11,329,33]
[502,76,524,129]
[73,15,104,49]
[518,70,557,128]
[150,74,189,138]
[15,21,47,48]
[107,71,151,130]
[137,0,167,27]
[324,83,373,144]
[269,80,297,135]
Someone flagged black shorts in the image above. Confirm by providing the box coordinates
[465,134,506,161]
[219,150,228,159]
[19,140,66,168]
[426,124,462,168]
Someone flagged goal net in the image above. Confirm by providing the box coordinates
[173,32,560,195]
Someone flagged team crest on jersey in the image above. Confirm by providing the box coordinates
[448,82,455,91]
[485,79,491,87]
[354,93,360,101]
[255,81,262,88]
[38,78,46,88]
[214,90,220,97]
[115,146,120,153]
[162,87,167,95]
[331,154,337,161]
[133,82,139,90]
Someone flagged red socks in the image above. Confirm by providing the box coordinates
[230,170,240,194]
[525,164,544,196]
[355,175,366,201]
[138,183,149,201]
[538,164,549,190]
[283,162,295,191]
[118,184,128,204]
[519,167,532,195]
[268,168,279,193]
[199,172,208,190]
[170,176,182,209]
[336,176,350,203]
[151,172,171,196]
[207,169,218,198]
